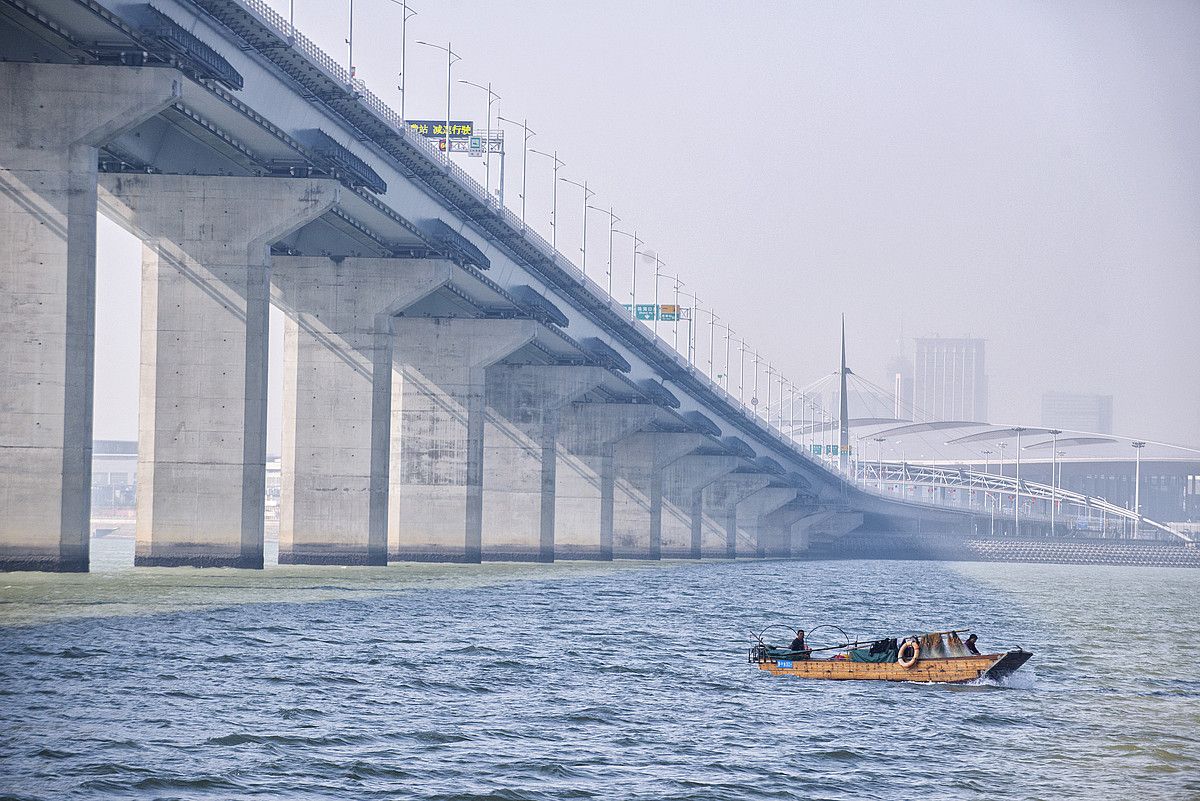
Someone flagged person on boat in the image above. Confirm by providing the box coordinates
[965,633,981,655]
[789,629,807,653]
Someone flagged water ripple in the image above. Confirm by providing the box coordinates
[1,547,1198,799]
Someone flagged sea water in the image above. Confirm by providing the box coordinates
[1,538,1198,799]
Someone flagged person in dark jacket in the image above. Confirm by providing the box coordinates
[789,629,806,652]
[965,633,981,655]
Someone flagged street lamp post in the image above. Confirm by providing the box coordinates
[677,289,703,367]
[559,177,594,276]
[528,148,564,251]
[1048,429,1061,535]
[1012,427,1027,537]
[651,254,666,335]
[707,309,719,379]
[587,205,619,296]
[765,364,775,427]
[714,323,734,393]
[496,114,534,226]
[458,79,499,197]
[415,40,461,162]
[737,338,748,406]
[874,436,886,491]
[1132,440,1147,537]
[611,228,642,319]
[387,0,418,120]
[672,275,684,351]
[347,0,355,80]
[752,350,762,418]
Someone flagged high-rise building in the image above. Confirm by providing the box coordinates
[912,337,988,422]
[1040,392,1114,433]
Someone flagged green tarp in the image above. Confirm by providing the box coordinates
[848,648,898,663]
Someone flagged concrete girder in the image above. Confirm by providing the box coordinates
[0,64,182,572]
[387,317,539,562]
[793,511,865,552]
[611,431,709,560]
[737,486,800,558]
[699,472,772,559]
[759,501,816,558]
[270,256,455,565]
[97,174,340,568]
[553,402,662,561]
[660,454,740,559]
[482,364,610,562]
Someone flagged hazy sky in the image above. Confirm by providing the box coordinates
[94,0,1200,449]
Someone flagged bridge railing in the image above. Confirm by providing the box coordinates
[852,462,1191,543]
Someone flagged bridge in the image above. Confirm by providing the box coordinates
[0,0,1128,572]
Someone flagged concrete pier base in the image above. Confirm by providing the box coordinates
[271,257,452,565]
[660,455,738,558]
[0,64,180,572]
[389,318,537,562]
[737,487,799,558]
[700,474,771,558]
[611,432,707,559]
[99,174,339,568]
[482,365,607,562]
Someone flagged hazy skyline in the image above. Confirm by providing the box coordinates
[93,0,1200,448]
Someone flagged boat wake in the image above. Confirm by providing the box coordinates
[970,668,1037,690]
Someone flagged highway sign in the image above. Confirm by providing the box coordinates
[407,120,474,139]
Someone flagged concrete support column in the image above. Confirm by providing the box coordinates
[660,455,738,558]
[794,511,864,551]
[271,257,452,565]
[737,487,799,558]
[700,473,770,559]
[389,318,537,562]
[0,64,180,571]
[482,365,607,562]
[554,403,659,560]
[99,174,339,567]
[759,501,813,558]
[612,432,708,559]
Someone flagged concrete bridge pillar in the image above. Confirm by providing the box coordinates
[0,64,180,571]
[482,365,608,562]
[388,318,537,562]
[98,174,339,568]
[737,487,799,558]
[554,403,660,560]
[271,257,452,565]
[759,501,813,557]
[660,455,739,558]
[700,473,771,558]
[795,511,864,551]
[611,432,708,559]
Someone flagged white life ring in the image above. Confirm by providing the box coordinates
[897,639,921,669]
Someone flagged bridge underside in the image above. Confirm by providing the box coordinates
[0,2,992,571]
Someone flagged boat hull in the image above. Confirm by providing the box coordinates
[757,650,1032,684]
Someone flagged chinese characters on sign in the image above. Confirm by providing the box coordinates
[407,120,475,139]
[622,304,684,321]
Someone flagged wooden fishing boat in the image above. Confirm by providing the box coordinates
[749,626,1032,684]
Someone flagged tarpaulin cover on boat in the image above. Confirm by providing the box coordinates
[849,638,899,663]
